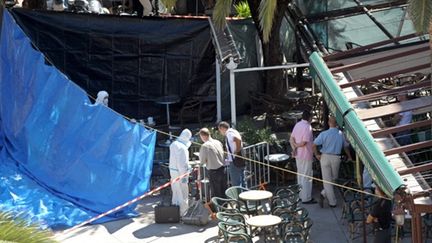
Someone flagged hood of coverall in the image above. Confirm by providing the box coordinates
[177,129,192,148]
[95,90,109,106]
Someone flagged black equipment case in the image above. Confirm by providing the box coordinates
[154,204,180,224]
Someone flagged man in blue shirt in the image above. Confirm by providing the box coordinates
[313,116,353,208]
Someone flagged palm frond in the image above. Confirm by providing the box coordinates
[0,212,56,243]
[258,0,277,43]
[160,0,178,13]
[407,0,432,34]
[213,0,233,29]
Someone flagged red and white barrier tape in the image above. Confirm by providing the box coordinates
[60,168,196,235]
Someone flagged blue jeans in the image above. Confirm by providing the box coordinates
[228,163,245,187]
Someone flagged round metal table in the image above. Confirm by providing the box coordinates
[246,215,282,242]
[264,154,290,186]
[154,95,180,127]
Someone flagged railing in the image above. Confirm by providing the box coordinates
[156,141,270,190]
[243,142,270,189]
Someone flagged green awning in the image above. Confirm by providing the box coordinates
[309,51,404,197]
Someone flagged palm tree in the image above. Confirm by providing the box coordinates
[162,0,290,97]
[162,0,430,95]
[0,212,56,243]
[213,0,290,97]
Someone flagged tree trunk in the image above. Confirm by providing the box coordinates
[248,0,290,97]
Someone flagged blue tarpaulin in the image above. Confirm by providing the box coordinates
[0,10,156,229]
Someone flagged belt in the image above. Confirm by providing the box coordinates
[209,166,224,171]
[323,153,340,156]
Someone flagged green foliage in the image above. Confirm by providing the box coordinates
[236,118,276,146]
[208,126,225,142]
[258,0,277,43]
[213,0,233,30]
[160,0,178,13]
[0,212,56,243]
[407,0,432,34]
[234,1,251,18]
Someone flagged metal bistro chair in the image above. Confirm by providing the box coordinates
[276,184,301,195]
[216,212,247,226]
[301,218,313,242]
[291,207,309,222]
[281,221,303,238]
[218,221,253,243]
[274,208,296,233]
[283,231,306,243]
[271,197,299,213]
[225,186,249,200]
[225,186,259,215]
[216,212,250,241]
[211,197,241,214]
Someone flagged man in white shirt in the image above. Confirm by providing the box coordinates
[218,121,244,187]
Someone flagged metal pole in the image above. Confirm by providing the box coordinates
[358,154,367,243]
[227,57,238,126]
[229,69,236,126]
[216,58,222,122]
[198,162,202,202]
[154,0,159,16]
[411,206,424,243]
[396,6,407,37]
[353,0,397,42]
[233,63,309,73]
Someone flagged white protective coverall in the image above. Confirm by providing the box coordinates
[95,90,109,106]
[169,129,192,216]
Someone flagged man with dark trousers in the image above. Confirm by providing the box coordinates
[367,186,392,243]
[198,128,227,199]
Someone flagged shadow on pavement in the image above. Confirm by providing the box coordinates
[132,220,218,239]
[103,218,135,234]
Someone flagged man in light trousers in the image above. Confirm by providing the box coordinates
[313,116,353,208]
[290,110,317,204]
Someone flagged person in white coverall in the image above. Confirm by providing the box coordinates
[169,129,192,216]
[95,90,109,106]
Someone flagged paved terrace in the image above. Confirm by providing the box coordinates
[54,184,416,243]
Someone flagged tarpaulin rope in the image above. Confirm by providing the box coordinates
[59,168,197,236]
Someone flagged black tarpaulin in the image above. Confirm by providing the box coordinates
[10,9,216,121]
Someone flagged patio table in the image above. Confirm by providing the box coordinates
[154,95,180,128]
[265,154,290,186]
[239,190,273,214]
[284,90,310,102]
[246,215,282,242]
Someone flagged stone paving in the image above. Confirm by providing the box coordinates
[55,184,419,243]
